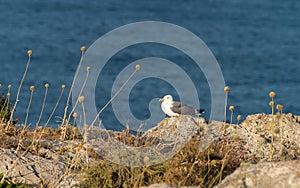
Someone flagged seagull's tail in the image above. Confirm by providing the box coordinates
[197,109,205,114]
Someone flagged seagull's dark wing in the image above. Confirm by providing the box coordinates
[171,101,198,115]
[171,101,184,108]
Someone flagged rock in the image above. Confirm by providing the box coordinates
[142,115,201,142]
[216,160,300,188]
[141,183,173,188]
[141,182,198,188]
[141,116,220,151]
[57,173,84,188]
[221,113,300,162]
[0,147,65,187]
[0,139,93,187]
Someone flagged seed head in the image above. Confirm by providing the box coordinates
[81,46,86,52]
[229,105,234,111]
[30,86,35,91]
[233,135,240,141]
[78,96,85,103]
[269,91,276,98]
[73,112,78,118]
[61,84,66,89]
[0,84,2,89]
[143,156,150,165]
[276,112,281,118]
[135,64,140,70]
[237,115,242,121]
[224,86,230,92]
[27,50,33,56]
[276,104,283,111]
[269,101,274,107]
[86,66,91,72]
[8,84,12,89]
[211,160,217,166]
[7,92,11,97]
[45,83,49,88]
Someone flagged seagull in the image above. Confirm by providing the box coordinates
[159,95,205,117]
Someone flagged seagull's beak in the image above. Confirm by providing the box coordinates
[159,98,164,102]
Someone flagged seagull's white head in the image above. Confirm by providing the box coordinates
[159,95,173,103]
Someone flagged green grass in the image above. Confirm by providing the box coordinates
[0,94,11,123]
[0,174,27,188]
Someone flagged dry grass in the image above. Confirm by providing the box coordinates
[80,130,242,188]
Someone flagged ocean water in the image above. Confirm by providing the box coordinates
[0,0,300,131]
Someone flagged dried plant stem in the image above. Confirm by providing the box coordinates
[24,90,34,126]
[53,100,86,187]
[35,87,65,143]
[80,101,90,164]
[208,150,230,188]
[1,90,10,124]
[201,161,213,186]
[1,97,8,113]
[80,100,87,142]
[221,91,229,136]
[28,85,49,156]
[60,69,89,141]
[2,87,12,125]
[91,68,138,126]
[268,91,276,144]
[271,98,275,143]
[62,50,85,127]
[229,110,233,126]
[224,92,228,124]
[36,86,48,127]
[73,116,77,127]
[66,69,90,127]
[269,144,274,161]
[280,122,284,158]
[10,55,31,123]
[180,151,201,185]
[237,115,241,125]
[46,87,65,126]
[5,88,11,111]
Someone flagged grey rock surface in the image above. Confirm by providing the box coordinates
[0,147,65,187]
[216,160,300,188]
[0,140,90,187]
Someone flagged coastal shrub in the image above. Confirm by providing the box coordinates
[0,94,11,122]
[0,174,27,188]
[81,136,240,188]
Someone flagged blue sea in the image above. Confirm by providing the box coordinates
[0,0,300,131]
